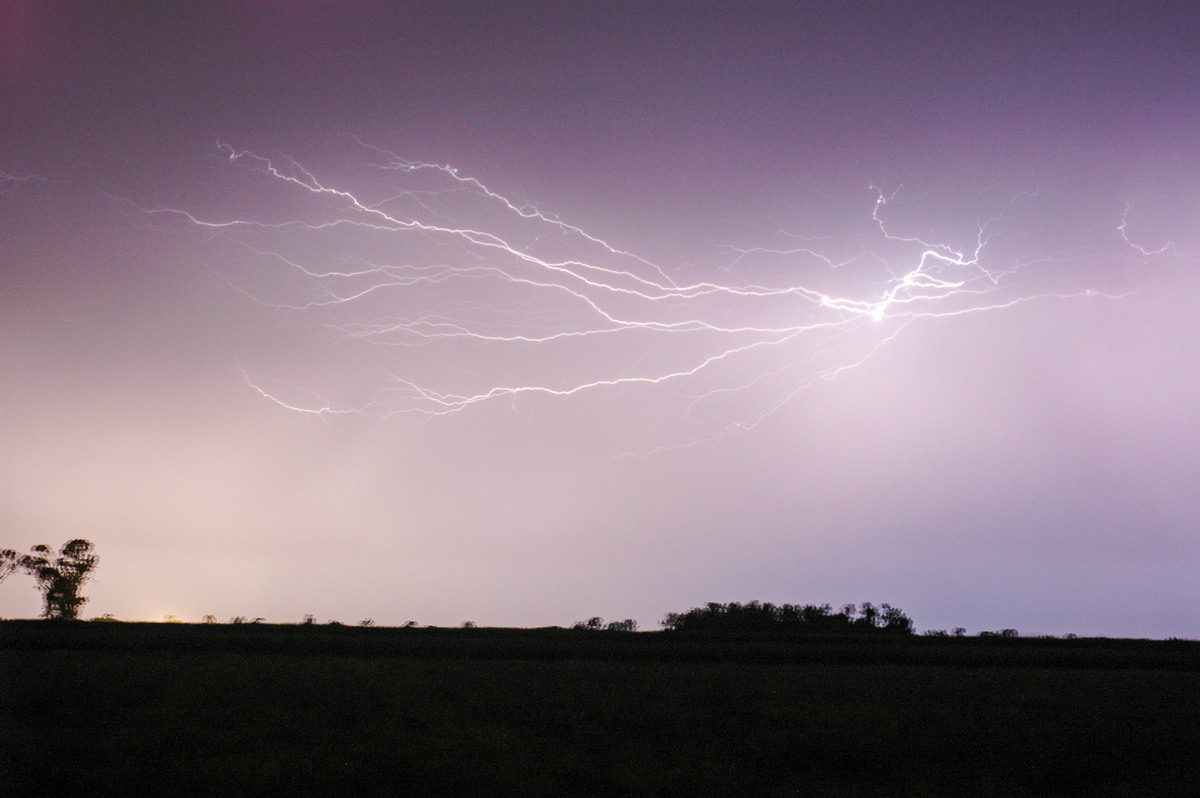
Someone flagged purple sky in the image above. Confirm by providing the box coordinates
[3,2,1198,635]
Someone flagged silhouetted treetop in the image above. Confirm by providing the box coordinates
[661,601,913,635]
[2,539,99,620]
[572,617,639,632]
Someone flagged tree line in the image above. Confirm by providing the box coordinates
[4,541,930,637]
[661,600,915,635]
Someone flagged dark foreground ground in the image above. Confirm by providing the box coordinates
[4,621,1200,797]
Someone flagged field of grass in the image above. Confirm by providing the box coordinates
[5,621,1200,796]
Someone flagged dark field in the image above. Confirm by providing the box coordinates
[4,622,1200,796]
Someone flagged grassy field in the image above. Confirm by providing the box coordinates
[5,621,1200,796]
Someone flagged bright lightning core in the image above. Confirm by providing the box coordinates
[154,142,1150,448]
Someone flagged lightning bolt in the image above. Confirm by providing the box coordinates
[137,140,1163,449]
[0,170,51,193]
[1118,203,1175,257]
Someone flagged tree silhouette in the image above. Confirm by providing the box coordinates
[0,549,19,584]
[2,539,98,620]
[661,600,914,635]
[571,617,639,632]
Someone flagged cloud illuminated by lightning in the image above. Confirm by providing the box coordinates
[134,141,1163,449]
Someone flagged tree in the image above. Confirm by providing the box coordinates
[0,548,20,584]
[605,618,638,632]
[4,540,99,620]
[660,600,914,636]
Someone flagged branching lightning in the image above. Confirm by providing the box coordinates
[1118,203,1175,257]
[140,141,1164,448]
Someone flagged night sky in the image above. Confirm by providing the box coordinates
[3,1,1198,635]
